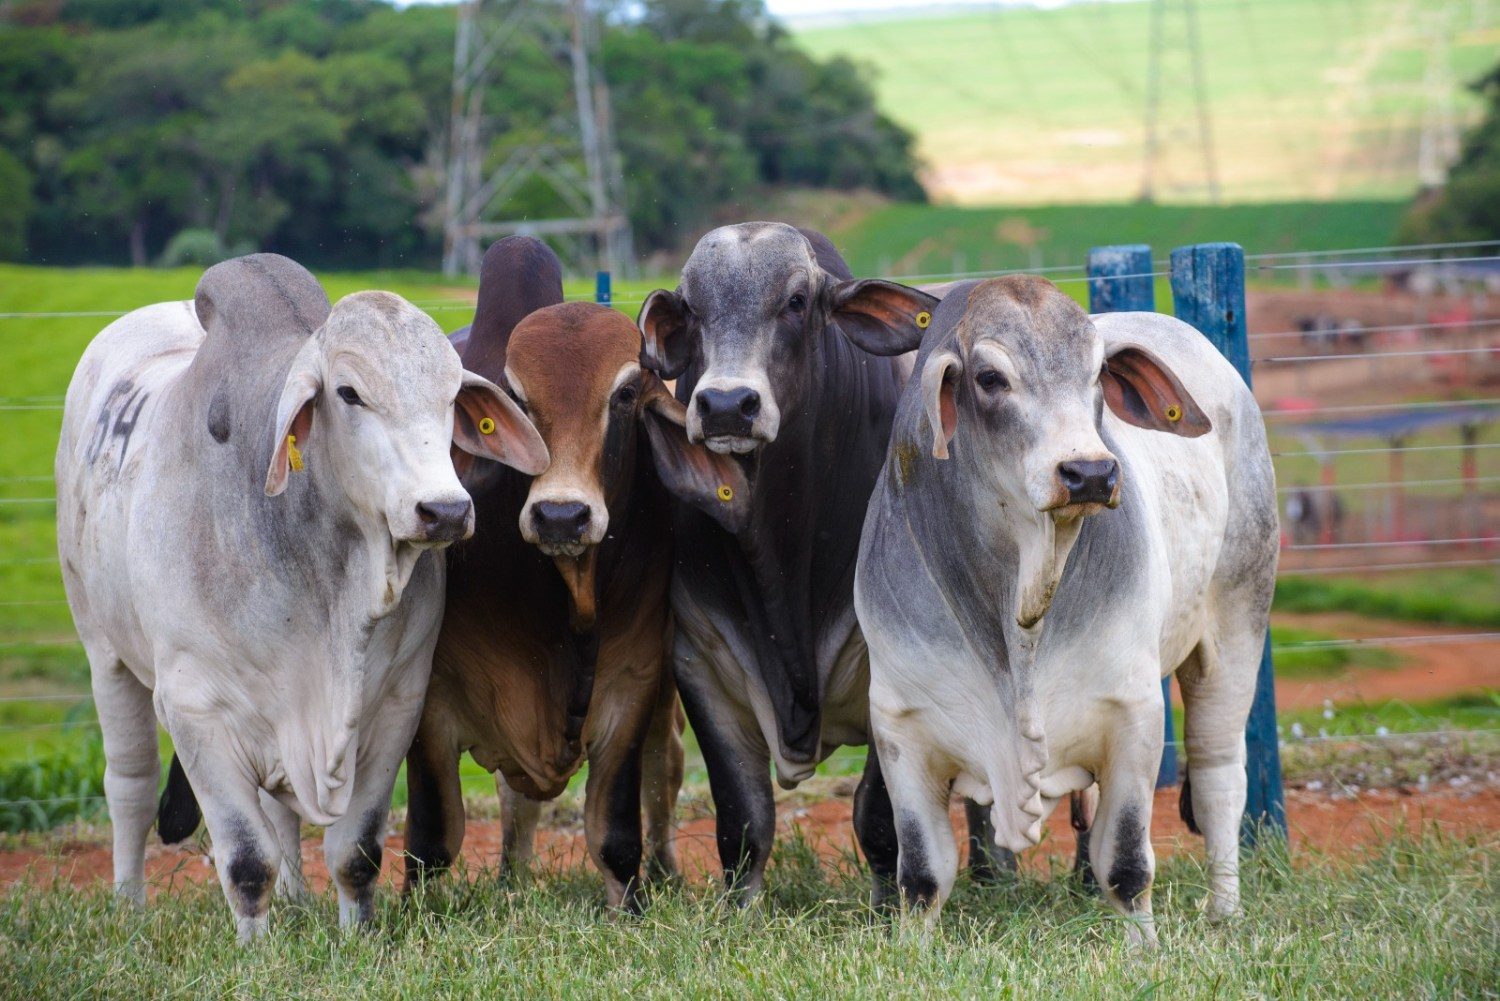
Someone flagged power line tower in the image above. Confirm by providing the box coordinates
[441,0,633,277]
[1139,0,1221,203]
[1415,7,1461,189]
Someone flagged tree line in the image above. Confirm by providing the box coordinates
[0,0,925,269]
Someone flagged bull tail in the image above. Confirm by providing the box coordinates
[156,754,203,844]
[1179,770,1201,835]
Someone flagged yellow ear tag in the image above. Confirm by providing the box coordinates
[716,485,734,503]
[478,417,496,435]
[1164,404,1183,423]
[915,310,932,329]
[286,434,305,472]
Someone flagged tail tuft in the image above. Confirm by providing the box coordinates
[157,754,203,844]
[1179,771,1201,835]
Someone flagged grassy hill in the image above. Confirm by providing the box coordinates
[772,192,1409,278]
[795,0,1499,205]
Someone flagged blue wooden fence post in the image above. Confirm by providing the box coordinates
[1087,245,1179,791]
[1169,242,1287,844]
[595,270,612,307]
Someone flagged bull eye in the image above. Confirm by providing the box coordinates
[615,384,638,407]
[975,369,1009,393]
[786,293,806,313]
[336,386,365,407]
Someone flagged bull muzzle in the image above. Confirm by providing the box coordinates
[1056,458,1119,506]
[696,386,761,439]
[530,499,592,557]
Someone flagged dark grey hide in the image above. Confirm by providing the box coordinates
[639,222,948,899]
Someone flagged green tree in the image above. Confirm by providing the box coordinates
[1400,63,1500,244]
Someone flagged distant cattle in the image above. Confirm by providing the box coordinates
[404,238,741,909]
[56,255,546,941]
[637,222,947,901]
[850,276,1278,946]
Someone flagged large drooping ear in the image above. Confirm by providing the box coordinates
[264,343,321,497]
[639,375,750,533]
[453,370,550,475]
[637,289,694,379]
[1101,343,1212,438]
[828,279,941,356]
[920,350,962,459]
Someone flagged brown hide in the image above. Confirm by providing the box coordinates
[424,300,674,799]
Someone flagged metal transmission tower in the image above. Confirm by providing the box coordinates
[1415,7,1461,190]
[441,0,633,277]
[1139,0,1221,203]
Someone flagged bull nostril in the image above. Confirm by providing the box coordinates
[1057,463,1086,492]
[738,389,760,418]
[696,394,712,416]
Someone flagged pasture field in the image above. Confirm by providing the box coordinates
[791,195,1411,281]
[1,830,1496,997]
[794,0,1500,206]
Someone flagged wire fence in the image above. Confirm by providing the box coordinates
[0,239,1496,830]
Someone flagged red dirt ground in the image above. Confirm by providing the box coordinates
[3,783,1495,900]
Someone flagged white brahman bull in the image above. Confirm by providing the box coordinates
[847,275,1278,947]
[55,254,547,940]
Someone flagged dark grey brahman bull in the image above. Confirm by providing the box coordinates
[56,255,546,941]
[848,275,1278,947]
[637,222,944,901]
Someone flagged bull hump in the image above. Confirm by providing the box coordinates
[194,253,331,349]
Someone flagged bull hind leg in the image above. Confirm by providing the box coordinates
[89,644,159,906]
[498,782,542,878]
[1176,630,1260,919]
[259,791,307,902]
[1070,786,1099,891]
[641,682,685,884]
[853,742,900,909]
[963,798,1017,885]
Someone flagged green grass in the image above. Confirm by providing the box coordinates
[1268,625,1403,679]
[1274,568,1500,629]
[1,830,1495,997]
[795,0,1500,206]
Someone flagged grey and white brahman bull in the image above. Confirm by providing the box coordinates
[637,222,945,900]
[848,275,1277,946]
[55,254,547,940]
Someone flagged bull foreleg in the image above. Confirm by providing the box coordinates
[1089,694,1163,950]
[676,668,774,902]
[161,709,280,943]
[583,729,648,912]
[872,728,958,924]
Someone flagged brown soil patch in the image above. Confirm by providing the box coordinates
[3,784,1494,901]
